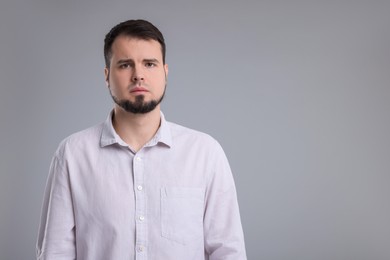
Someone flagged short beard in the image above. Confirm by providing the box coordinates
[109,85,166,114]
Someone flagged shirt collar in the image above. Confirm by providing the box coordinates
[100,110,172,148]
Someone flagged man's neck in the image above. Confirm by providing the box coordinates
[112,106,161,152]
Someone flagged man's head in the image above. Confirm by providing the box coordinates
[104,20,168,114]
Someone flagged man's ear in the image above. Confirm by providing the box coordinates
[164,64,168,81]
[104,67,109,86]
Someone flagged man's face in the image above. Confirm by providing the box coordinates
[105,36,168,114]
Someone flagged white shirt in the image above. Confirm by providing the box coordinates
[37,111,247,260]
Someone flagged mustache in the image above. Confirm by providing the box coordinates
[127,83,149,91]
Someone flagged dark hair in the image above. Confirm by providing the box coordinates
[104,19,166,67]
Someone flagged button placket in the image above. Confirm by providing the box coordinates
[133,153,147,259]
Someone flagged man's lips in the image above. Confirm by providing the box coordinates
[130,87,148,93]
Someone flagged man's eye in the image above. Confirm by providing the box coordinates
[119,64,131,69]
[145,62,156,68]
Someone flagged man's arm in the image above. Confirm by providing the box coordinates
[36,154,76,260]
[203,141,247,260]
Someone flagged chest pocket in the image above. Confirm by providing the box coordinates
[161,187,204,245]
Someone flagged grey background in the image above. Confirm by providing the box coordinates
[1,0,390,259]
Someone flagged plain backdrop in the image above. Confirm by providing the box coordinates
[1,1,390,259]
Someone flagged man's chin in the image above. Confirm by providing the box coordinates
[117,100,158,114]
[111,87,165,115]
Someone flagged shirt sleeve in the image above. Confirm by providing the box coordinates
[203,140,247,260]
[36,153,76,260]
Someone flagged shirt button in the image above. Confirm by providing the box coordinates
[137,185,143,191]
[139,216,145,221]
[136,156,142,161]
[138,245,145,252]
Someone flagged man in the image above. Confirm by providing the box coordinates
[37,19,247,260]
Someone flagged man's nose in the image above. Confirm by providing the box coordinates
[132,66,145,82]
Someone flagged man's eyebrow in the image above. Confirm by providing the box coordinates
[116,59,134,64]
[143,58,160,63]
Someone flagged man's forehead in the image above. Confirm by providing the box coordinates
[111,36,163,58]
[112,35,160,49]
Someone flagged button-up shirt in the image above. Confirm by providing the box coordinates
[37,111,247,260]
